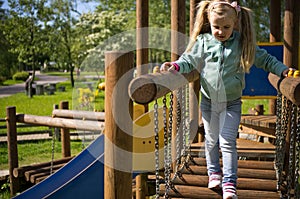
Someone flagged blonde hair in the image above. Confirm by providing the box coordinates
[187,0,256,73]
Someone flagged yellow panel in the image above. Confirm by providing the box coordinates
[132,107,169,171]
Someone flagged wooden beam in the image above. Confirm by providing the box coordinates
[6,106,19,196]
[16,114,104,131]
[60,101,70,158]
[52,109,105,121]
[283,0,299,68]
[136,0,148,76]
[129,70,200,104]
[268,73,300,106]
[104,51,134,199]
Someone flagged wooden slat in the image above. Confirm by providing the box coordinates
[171,174,277,191]
[191,158,275,170]
[240,115,276,129]
[179,165,276,180]
[13,156,73,178]
[160,184,280,199]
[192,139,275,150]
[24,163,66,182]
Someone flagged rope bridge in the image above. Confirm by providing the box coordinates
[129,70,300,198]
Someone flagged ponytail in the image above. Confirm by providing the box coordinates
[186,1,211,52]
[239,7,256,73]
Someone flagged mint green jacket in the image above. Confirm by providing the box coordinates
[174,31,288,102]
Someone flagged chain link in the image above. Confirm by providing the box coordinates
[163,96,171,198]
[295,106,300,198]
[154,100,160,199]
[50,127,55,174]
[287,102,296,198]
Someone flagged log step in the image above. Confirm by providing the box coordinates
[171,174,277,191]
[160,184,280,199]
[191,157,275,170]
[179,165,276,180]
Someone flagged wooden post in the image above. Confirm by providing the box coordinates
[171,0,186,163]
[60,101,70,157]
[136,0,149,197]
[136,0,149,77]
[283,0,299,68]
[104,51,134,199]
[269,0,282,115]
[6,106,19,196]
[189,0,202,143]
[283,0,300,177]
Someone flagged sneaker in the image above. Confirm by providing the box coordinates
[208,172,222,189]
[223,183,237,199]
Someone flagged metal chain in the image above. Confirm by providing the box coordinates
[285,100,292,198]
[154,100,160,199]
[287,102,296,199]
[294,106,300,198]
[185,84,191,153]
[50,127,55,174]
[175,89,182,167]
[181,86,186,157]
[275,93,283,190]
[163,96,170,198]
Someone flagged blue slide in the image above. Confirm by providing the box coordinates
[14,134,105,199]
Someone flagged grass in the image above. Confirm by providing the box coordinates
[0,140,87,170]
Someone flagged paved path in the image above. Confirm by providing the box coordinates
[0,71,68,98]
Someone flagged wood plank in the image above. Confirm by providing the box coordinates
[171,174,277,191]
[179,166,276,180]
[13,156,73,178]
[241,115,276,129]
[160,184,280,199]
[191,139,275,150]
[191,158,275,170]
[24,163,66,182]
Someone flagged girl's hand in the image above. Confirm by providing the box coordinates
[160,62,174,72]
[283,68,296,77]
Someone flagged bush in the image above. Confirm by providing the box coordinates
[12,71,29,81]
[0,76,6,85]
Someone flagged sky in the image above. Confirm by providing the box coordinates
[2,0,99,14]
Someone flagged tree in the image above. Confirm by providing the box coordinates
[75,9,133,73]
[0,0,18,80]
[49,0,80,87]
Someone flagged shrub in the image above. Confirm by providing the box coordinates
[0,76,6,85]
[12,71,29,81]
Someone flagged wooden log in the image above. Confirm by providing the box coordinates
[27,164,64,184]
[171,174,277,191]
[104,51,134,199]
[160,184,280,199]
[60,101,70,158]
[16,114,104,132]
[268,73,300,106]
[180,165,276,180]
[191,157,275,170]
[129,70,200,104]
[136,0,148,77]
[13,156,73,178]
[52,109,105,121]
[6,106,19,196]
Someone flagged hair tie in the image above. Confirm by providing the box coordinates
[209,1,241,15]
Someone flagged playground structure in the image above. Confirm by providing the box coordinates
[4,0,300,198]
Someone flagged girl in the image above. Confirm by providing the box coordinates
[161,1,289,199]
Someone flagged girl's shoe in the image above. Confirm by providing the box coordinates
[223,182,237,199]
[208,172,222,189]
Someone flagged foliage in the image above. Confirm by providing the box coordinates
[75,10,133,73]
[12,71,29,81]
[0,76,6,85]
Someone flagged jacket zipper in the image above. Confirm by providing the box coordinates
[217,44,225,102]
